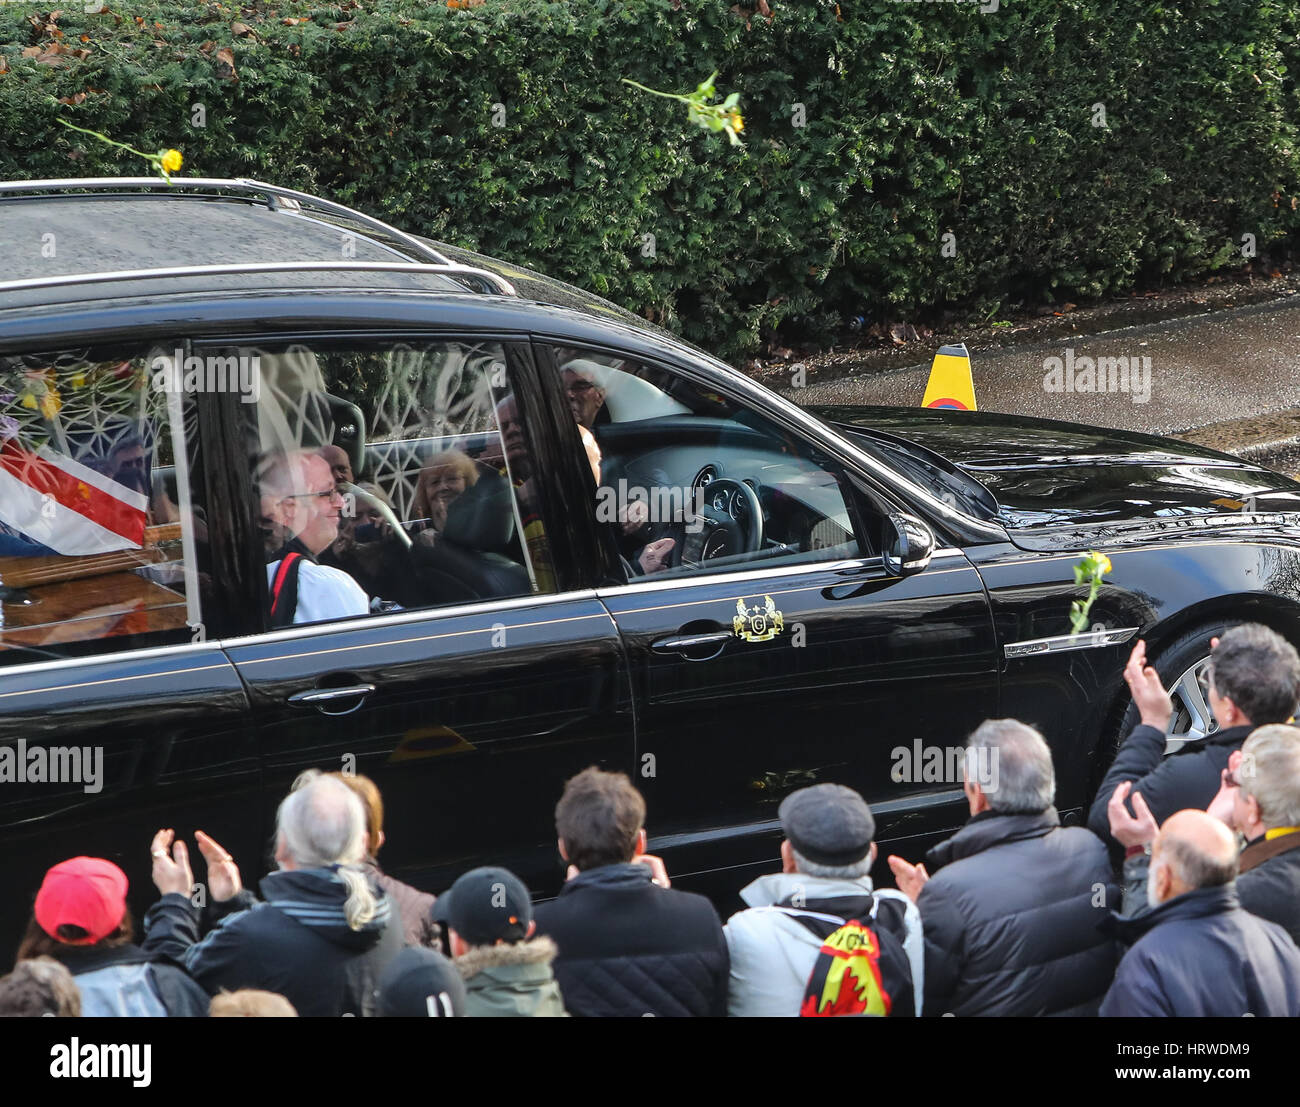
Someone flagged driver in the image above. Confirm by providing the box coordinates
[579,425,673,575]
[563,361,609,429]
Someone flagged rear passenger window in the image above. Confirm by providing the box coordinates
[0,345,203,665]
[216,338,553,627]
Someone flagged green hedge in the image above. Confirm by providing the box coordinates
[1,0,1297,359]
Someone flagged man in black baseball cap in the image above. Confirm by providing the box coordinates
[434,867,566,1017]
[723,782,922,1017]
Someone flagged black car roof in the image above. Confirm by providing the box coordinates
[0,194,415,278]
[0,178,657,333]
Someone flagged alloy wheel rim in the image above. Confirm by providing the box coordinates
[1165,654,1217,755]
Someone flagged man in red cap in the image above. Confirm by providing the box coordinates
[16,856,208,1017]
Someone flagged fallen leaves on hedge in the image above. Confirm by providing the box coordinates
[214,44,236,79]
[20,42,89,65]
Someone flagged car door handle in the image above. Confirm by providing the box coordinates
[651,631,732,656]
[287,684,375,708]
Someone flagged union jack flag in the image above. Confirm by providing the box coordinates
[0,435,147,557]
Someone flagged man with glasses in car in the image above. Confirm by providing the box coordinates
[259,449,370,626]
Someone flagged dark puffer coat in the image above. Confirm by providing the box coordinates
[532,863,728,1017]
[1088,723,1254,846]
[917,808,1118,1016]
[1101,884,1300,1016]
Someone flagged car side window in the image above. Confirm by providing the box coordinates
[544,345,869,580]
[213,338,553,628]
[0,345,203,665]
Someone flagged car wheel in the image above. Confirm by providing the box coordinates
[1111,622,1230,760]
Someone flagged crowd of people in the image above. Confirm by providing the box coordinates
[5,621,1300,1017]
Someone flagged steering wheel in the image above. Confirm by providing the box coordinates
[657,477,763,569]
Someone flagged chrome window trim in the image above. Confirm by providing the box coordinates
[0,589,606,679]
[0,261,517,299]
[594,547,969,601]
[235,610,613,668]
[0,662,233,703]
[0,637,233,682]
[223,587,606,649]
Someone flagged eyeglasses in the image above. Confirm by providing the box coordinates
[284,488,342,503]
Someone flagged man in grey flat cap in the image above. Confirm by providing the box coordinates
[723,783,922,1017]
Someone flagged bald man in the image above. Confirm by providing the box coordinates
[1101,810,1300,1016]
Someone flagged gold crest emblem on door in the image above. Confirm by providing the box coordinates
[733,594,785,643]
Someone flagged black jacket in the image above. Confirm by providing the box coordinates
[143,867,403,1017]
[1237,831,1300,946]
[917,808,1118,1017]
[1100,884,1300,1016]
[532,863,729,1017]
[50,942,209,1017]
[1088,723,1253,845]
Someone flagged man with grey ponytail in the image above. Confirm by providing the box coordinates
[141,771,402,1016]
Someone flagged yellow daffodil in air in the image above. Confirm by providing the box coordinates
[622,72,746,147]
[57,120,184,185]
[1069,550,1113,636]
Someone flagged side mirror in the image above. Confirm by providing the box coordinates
[883,512,936,577]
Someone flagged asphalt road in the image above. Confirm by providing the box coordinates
[780,294,1300,438]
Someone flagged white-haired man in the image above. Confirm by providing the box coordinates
[259,449,370,626]
[889,719,1118,1016]
[142,771,402,1016]
[1225,725,1300,943]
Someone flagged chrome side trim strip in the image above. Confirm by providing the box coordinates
[1003,626,1139,659]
